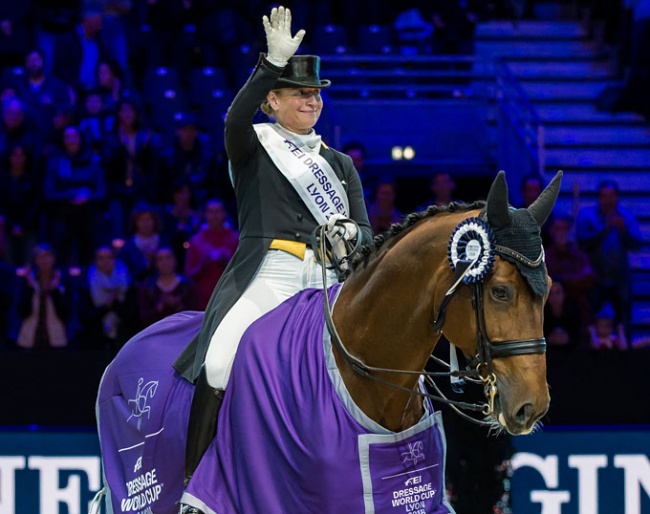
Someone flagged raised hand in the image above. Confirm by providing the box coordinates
[262,6,305,67]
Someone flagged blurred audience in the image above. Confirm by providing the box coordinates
[0,2,649,367]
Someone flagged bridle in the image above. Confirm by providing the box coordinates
[314,221,547,427]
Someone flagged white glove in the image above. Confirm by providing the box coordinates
[262,6,305,67]
[326,213,358,242]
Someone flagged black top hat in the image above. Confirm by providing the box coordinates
[273,55,331,89]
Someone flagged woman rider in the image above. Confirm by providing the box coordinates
[174,5,373,488]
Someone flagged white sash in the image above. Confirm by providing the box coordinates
[253,123,349,225]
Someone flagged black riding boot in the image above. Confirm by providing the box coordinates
[185,364,224,483]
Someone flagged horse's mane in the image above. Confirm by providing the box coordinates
[349,200,486,273]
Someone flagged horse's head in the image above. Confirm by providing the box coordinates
[440,171,562,435]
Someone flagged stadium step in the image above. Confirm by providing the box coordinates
[544,125,650,147]
[476,19,650,336]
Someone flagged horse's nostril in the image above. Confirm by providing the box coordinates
[516,403,534,424]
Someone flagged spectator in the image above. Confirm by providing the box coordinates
[160,112,215,206]
[99,1,133,83]
[520,173,543,209]
[160,178,202,269]
[0,1,31,71]
[42,103,76,159]
[184,199,239,310]
[425,0,482,55]
[342,140,374,202]
[31,0,80,74]
[78,88,114,154]
[520,173,552,244]
[193,3,255,88]
[138,246,194,327]
[0,97,42,165]
[417,171,458,211]
[0,144,41,267]
[545,216,596,333]
[581,0,625,50]
[81,245,134,350]
[96,58,134,114]
[16,243,72,350]
[0,84,18,102]
[52,7,106,93]
[617,0,650,119]
[44,125,106,267]
[136,0,194,74]
[14,48,73,141]
[0,257,13,346]
[544,280,583,348]
[103,98,160,239]
[368,178,403,232]
[576,180,642,340]
[589,301,628,350]
[117,204,164,283]
[393,7,434,55]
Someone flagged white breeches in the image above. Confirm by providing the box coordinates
[204,248,338,388]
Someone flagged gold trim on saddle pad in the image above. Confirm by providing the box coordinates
[269,239,307,260]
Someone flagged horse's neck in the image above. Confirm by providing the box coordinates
[332,213,465,431]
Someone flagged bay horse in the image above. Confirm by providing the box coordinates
[93,170,561,514]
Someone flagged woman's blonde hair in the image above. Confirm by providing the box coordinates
[260,99,275,116]
[261,89,283,117]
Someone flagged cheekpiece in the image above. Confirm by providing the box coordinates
[448,217,496,283]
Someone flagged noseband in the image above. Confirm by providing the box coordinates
[316,219,547,427]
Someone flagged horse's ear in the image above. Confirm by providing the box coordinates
[486,170,511,228]
[527,170,563,226]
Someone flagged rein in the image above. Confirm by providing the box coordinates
[314,222,547,427]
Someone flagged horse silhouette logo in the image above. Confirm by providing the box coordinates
[127,377,159,421]
[401,441,425,465]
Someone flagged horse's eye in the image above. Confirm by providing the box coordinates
[491,286,510,302]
